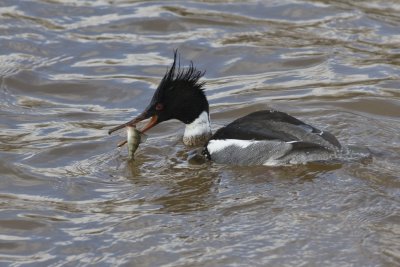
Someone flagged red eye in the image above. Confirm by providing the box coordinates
[155,103,164,111]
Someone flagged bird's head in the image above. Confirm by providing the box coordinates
[108,51,209,135]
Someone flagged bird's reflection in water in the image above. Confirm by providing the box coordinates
[122,143,345,215]
[123,146,221,213]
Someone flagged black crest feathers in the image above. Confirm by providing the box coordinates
[157,50,206,97]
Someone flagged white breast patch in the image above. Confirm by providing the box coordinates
[183,111,212,146]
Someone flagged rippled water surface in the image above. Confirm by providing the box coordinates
[1,0,400,266]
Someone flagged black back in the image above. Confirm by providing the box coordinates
[209,110,341,149]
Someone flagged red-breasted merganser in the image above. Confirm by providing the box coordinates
[108,51,342,165]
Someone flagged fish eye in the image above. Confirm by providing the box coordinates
[155,103,164,111]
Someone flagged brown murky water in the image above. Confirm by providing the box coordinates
[1,0,399,266]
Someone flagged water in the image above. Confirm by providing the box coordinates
[1,0,399,266]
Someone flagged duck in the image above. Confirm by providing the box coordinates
[108,51,342,165]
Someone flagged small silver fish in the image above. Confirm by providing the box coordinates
[126,126,147,160]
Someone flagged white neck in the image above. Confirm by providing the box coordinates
[183,111,212,146]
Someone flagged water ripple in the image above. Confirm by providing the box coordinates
[0,0,399,266]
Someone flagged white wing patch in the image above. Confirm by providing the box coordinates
[207,139,258,154]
